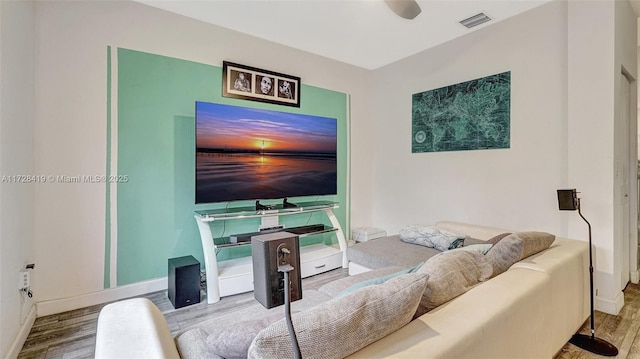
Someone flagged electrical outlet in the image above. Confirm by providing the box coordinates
[18,271,30,290]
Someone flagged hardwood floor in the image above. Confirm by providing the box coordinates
[16,270,640,359]
[17,268,349,359]
[554,283,640,359]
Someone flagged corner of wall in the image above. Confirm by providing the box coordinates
[5,306,36,359]
[595,289,625,315]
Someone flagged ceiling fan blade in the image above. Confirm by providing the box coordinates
[384,0,422,20]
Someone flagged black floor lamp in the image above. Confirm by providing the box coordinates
[557,189,618,357]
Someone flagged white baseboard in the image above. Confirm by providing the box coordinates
[6,305,36,359]
[37,277,167,317]
[595,290,625,315]
[631,270,639,284]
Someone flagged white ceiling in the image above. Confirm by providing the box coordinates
[136,0,633,70]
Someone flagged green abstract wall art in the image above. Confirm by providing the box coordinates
[412,71,511,153]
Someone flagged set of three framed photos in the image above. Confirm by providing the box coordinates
[222,61,301,107]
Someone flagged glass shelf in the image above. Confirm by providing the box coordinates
[194,200,347,304]
[195,200,339,222]
[215,225,338,248]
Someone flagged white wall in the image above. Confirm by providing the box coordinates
[370,3,567,233]
[1,1,36,358]
[567,0,637,314]
[369,0,637,314]
[614,0,638,299]
[567,0,617,313]
[32,0,372,308]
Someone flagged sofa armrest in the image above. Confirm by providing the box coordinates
[95,298,180,359]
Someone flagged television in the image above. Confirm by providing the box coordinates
[195,101,337,204]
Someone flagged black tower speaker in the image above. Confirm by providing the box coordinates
[168,255,201,309]
[252,232,302,309]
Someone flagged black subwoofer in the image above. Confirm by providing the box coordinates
[168,255,201,309]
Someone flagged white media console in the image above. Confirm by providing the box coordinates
[194,201,348,304]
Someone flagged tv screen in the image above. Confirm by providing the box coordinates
[195,101,337,204]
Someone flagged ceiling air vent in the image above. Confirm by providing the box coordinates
[459,13,491,28]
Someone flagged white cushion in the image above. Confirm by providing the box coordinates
[95,298,180,359]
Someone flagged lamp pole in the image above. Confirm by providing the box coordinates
[576,198,596,341]
[563,192,618,356]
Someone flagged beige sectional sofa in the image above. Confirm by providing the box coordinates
[344,221,590,358]
[95,221,589,358]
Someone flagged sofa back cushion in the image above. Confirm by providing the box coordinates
[247,272,429,359]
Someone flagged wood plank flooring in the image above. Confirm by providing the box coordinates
[16,270,640,359]
[555,283,640,359]
[17,268,349,359]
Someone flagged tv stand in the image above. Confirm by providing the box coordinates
[194,201,347,304]
[283,198,298,208]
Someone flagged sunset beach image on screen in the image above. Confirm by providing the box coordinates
[195,101,337,204]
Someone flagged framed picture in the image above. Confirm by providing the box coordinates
[222,61,301,107]
[411,71,511,153]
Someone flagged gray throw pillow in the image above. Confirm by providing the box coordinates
[451,243,493,255]
[485,232,512,245]
[415,250,493,316]
[484,234,523,276]
[517,231,555,259]
[485,231,555,277]
[205,313,284,359]
[175,328,224,359]
[247,272,429,359]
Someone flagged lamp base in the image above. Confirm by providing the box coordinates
[569,334,618,356]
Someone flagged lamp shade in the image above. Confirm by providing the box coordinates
[557,189,578,211]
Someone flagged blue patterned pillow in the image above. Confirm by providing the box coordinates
[399,225,465,251]
[448,238,465,250]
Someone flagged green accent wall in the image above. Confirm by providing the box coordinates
[115,48,347,285]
